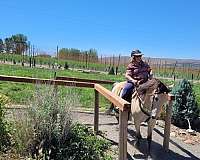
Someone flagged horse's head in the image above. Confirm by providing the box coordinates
[134,78,170,118]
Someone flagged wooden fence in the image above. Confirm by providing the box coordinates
[0,75,174,160]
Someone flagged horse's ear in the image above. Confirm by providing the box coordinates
[158,82,171,94]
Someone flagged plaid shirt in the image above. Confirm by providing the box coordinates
[126,60,151,82]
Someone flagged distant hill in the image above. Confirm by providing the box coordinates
[99,56,200,68]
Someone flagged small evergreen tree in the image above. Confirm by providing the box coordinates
[115,66,119,75]
[13,59,16,64]
[64,61,69,70]
[108,66,115,75]
[171,79,200,127]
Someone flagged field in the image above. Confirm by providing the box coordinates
[1,53,200,81]
[0,64,125,111]
[0,62,200,111]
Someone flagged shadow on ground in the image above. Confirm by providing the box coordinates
[74,112,200,160]
[85,121,200,159]
[127,128,200,160]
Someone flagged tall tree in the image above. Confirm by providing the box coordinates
[11,34,28,54]
[4,38,13,53]
[88,48,98,62]
[58,48,98,63]
[0,39,4,53]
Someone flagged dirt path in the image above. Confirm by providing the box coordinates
[72,111,200,160]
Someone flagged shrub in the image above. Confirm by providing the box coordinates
[108,66,115,75]
[0,94,10,105]
[12,85,111,159]
[64,61,69,70]
[11,85,73,158]
[171,79,200,128]
[57,123,110,160]
[13,59,16,64]
[0,94,11,151]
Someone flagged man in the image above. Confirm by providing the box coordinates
[121,49,152,102]
[106,49,152,115]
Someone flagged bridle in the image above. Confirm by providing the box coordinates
[135,89,160,123]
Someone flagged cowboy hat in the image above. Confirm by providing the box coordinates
[131,49,143,57]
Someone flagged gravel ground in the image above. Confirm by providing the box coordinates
[72,111,200,160]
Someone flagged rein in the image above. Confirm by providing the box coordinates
[135,90,157,123]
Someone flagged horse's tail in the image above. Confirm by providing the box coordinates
[105,81,126,115]
[109,82,120,110]
[112,81,126,97]
[111,82,119,92]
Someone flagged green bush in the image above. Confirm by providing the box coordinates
[11,85,111,159]
[64,61,69,70]
[171,79,200,128]
[13,59,16,64]
[0,94,11,151]
[108,66,115,75]
[57,123,110,160]
[0,94,10,105]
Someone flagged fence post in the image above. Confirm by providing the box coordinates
[54,76,58,107]
[119,110,128,160]
[94,89,99,134]
[163,95,173,151]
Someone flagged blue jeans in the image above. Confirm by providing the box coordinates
[121,81,135,102]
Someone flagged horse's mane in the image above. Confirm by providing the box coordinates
[136,78,170,96]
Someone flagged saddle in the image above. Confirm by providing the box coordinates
[113,79,158,105]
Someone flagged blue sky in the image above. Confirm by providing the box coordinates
[1,0,200,59]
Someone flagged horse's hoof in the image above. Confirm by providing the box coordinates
[115,116,119,124]
[146,155,153,160]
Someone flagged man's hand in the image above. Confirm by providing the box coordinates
[130,79,138,85]
[138,79,143,84]
[136,79,144,86]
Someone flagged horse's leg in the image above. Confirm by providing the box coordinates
[134,118,142,146]
[147,119,156,159]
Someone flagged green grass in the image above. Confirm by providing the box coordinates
[1,53,199,80]
[0,53,126,73]
[0,64,125,110]
[0,82,34,104]
[0,63,124,81]
[0,63,200,111]
[193,84,200,107]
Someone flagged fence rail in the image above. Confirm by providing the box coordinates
[56,76,114,84]
[0,75,94,88]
